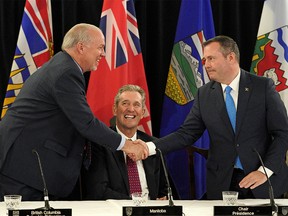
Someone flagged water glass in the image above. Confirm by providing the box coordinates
[4,195,22,210]
[131,192,148,206]
[222,191,238,206]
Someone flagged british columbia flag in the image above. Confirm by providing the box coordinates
[1,0,53,118]
[87,0,152,135]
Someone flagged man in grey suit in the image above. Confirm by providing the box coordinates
[83,85,167,200]
[137,35,288,199]
[0,23,147,201]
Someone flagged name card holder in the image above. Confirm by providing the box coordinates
[214,206,272,216]
[8,209,72,216]
[123,205,182,216]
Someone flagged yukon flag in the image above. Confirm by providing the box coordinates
[87,0,151,134]
[160,0,214,199]
[250,0,288,110]
[1,0,53,118]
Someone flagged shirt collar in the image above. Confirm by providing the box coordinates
[221,69,241,93]
[115,125,137,141]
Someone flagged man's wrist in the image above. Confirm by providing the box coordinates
[117,135,126,150]
[257,166,273,178]
[146,141,156,156]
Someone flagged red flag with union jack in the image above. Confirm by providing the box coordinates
[87,0,152,135]
[1,0,53,118]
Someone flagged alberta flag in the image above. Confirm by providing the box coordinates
[250,0,288,110]
[87,0,152,135]
[1,0,53,119]
[160,0,214,199]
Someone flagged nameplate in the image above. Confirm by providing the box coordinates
[122,205,182,216]
[214,206,272,216]
[8,209,72,216]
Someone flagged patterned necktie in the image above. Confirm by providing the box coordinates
[127,155,142,194]
[225,86,243,170]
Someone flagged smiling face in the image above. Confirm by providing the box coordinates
[62,24,106,73]
[81,29,105,72]
[113,91,145,136]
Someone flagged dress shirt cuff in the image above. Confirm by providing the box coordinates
[146,141,156,156]
[258,166,273,178]
[117,135,126,150]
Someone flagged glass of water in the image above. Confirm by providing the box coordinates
[131,192,148,206]
[222,191,238,206]
[4,195,22,210]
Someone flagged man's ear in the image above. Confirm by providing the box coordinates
[77,42,84,54]
[141,108,146,119]
[112,104,117,115]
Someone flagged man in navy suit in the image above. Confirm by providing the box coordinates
[83,84,167,200]
[137,35,288,199]
[0,23,147,201]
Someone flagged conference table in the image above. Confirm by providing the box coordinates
[1,199,288,215]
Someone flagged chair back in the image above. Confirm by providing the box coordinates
[186,145,208,199]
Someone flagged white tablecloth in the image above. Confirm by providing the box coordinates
[1,199,287,215]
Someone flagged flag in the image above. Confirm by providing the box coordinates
[87,0,152,135]
[250,0,288,111]
[1,0,53,118]
[160,0,215,199]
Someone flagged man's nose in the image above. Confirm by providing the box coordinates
[101,50,106,57]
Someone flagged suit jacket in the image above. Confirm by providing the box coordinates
[83,127,167,200]
[155,70,288,199]
[0,51,122,198]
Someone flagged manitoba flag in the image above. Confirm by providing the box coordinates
[87,0,152,135]
[1,0,53,118]
[250,0,288,110]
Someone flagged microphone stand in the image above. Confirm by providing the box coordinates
[254,149,278,216]
[157,148,174,207]
[32,149,53,210]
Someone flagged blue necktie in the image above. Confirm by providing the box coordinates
[225,86,243,170]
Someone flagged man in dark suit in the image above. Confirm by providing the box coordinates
[83,85,167,200]
[137,35,288,199]
[0,23,147,201]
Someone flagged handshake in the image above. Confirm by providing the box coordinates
[122,139,150,161]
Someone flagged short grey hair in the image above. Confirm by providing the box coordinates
[114,84,146,107]
[61,23,100,50]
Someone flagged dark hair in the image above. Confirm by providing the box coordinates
[203,35,240,63]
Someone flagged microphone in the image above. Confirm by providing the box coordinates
[156,148,174,207]
[253,148,278,215]
[32,149,53,210]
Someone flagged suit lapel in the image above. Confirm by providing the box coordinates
[110,126,130,193]
[236,70,252,137]
[112,150,130,194]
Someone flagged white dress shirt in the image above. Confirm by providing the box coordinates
[116,126,149,198]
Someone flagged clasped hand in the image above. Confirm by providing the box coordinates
[122,139,148,161]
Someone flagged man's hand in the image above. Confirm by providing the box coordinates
[239,170,267,189]
[121,139,148,161]
[156,196,167,200]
